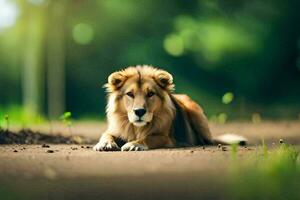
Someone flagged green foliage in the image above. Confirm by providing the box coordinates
[171,16,261,63]
[4,114,9,130]
[230,143,238,160]
[0,0,299,119]
[0,186,19,200]
[218,112,228,124]
[60,111,73,135]
[222,92,234,105]
[262,139,268,159]
[252,113,262,124]
[59,111,72,127]
[228,144,300,200]
[210,113,230,124]
[0,105,45,126]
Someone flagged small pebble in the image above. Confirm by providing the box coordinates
[86,146,91,149]
[42,144,50,148]
[221,146,227,151]
[46,150,54,153]
[71,147,78,150]
[13,150,18,153]
[202,146,205,149]
[190,150,194,153]
[218,144,222,148]
[279,139,284,144]
[81,146,85,148]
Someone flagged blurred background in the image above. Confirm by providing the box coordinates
[0,0,299,124]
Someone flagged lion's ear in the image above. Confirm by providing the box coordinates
[108,72,125,87]
[105,71,127,92]
[155,70,174,92]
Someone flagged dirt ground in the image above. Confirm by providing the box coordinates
[0,121,299,200]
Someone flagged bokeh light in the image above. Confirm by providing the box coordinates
[222,92,234,104]
[163,34,184,57]
[72,23,94,45]
[0,0,19,31]
[172,15,261,63]
[218,113,228,124]
[252,113,262,124]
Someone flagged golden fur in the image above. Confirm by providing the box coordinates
[94,65,244,151]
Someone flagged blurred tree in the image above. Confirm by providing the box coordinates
[22,2,46,117]
[0,0,299,120]
[46,0,66,119]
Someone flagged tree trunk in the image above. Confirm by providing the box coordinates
[46,0,66,119]
[22,3,46,118]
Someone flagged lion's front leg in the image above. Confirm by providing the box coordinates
[93,133,120,151]
[121,134,174,151]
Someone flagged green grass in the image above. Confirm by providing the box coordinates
[0,105,46,128]
[228,143,300,200]
[0,105,105,129]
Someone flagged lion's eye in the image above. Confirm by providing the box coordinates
[126,91,134,98]
[147,91,155,98]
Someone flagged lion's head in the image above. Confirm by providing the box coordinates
[105,65,175,127]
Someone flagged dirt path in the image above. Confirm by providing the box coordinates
[0,145,253,178]
[0,121,299,200]
[10,120,300,144]
[0,145,252,200]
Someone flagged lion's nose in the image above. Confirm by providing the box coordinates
[134,108,146,118]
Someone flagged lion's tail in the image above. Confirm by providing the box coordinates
[212,134,247,146]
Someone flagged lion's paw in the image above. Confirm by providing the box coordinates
[93,141,120,151]
[121,142,147,151]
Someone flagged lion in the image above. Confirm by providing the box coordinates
[93,65,246,151]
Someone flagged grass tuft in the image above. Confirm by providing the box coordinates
[228,143,300,200]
